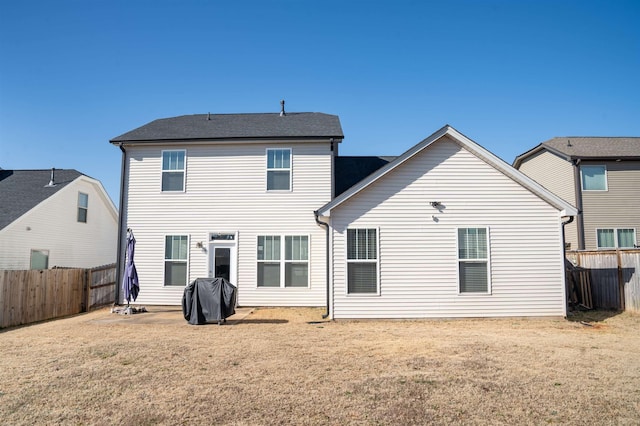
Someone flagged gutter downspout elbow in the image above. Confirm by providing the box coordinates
[114,143,127,306]
[314,210,330,319]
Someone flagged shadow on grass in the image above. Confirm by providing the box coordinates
[567,309,622,323]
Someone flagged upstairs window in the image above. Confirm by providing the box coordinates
[458,227,490,294]
[77,192,88,223]
[162,150,186,192]
[581,165,607,191]
[266,148,291,191]
[347,228,378,294]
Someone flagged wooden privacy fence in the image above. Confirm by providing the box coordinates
[0,263,116,329]
[566,250,640,311]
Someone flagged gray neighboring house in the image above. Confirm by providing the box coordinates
[514,138,640,250]
[0,169,118,269]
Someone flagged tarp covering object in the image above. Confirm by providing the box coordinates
[182,277,237,325]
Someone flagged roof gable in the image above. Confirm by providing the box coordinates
[0,169,84,229]
[317,126,578,217]
[110,112,344,143]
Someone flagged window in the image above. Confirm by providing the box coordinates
[346,228,378,294]
[597,228,636,249]
[30,249,49,270]
[162,150,186,192]
[266,148,291,191]
[164,235,188,286]
[257,235,309,287]
[77,192,88,223]
[581,165,607,191]
[458,228,490,293]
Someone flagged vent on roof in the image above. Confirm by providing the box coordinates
[45,167,56,187]
[207,112,211,121]
[280,99,286,117]
[567,139,572,147]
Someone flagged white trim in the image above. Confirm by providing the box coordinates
[456,226,492,295]
[265,148,292,192]
[580,164,608,192]
[345,227,380,296]
[161,149,187,193]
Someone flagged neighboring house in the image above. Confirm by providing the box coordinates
[0,169,119,269]
[513,137,640,251]
[111,110,577,318]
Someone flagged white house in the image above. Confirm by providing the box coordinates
[0,168,118,269]
[111,109,577,318]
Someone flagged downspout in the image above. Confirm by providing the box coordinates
[314,210,330,319]
[572,159,585,250]
[114,143,128,306]
[561,215,575,316]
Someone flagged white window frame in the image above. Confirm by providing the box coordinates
[164,235,189,286]
[457,227,491,295]
[580,165,608,191]
[596,228,637,249]
[161,150,186,192]
[345,228,380,296]
[266,148,292,191]
[77,192,88,223]
[256,234,310,288]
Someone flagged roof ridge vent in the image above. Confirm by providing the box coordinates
[280,99,286,116]
[45,167,56,187]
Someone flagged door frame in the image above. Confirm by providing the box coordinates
[208,232,238,285]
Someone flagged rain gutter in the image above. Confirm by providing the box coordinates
[114,143,127,306]
[314,210,330,319]
[572,159,585,250]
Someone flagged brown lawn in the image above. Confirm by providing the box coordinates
[1,307,639,425]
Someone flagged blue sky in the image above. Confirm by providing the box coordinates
[1,0,639,205]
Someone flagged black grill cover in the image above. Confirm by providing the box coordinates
[182,277,237,325]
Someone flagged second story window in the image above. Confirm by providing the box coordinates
[266,148,291,191]
[581,165,607,191]
[162,150,186,192]
[77,192,88,223]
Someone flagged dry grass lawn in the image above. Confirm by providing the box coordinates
[1,307,639,425]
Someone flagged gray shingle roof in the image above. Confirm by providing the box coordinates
[335,156,396,196]
[110,112,344,143]
[542,137,640,159]
[0,169,83,230]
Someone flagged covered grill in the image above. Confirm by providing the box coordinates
[182,277,237,325]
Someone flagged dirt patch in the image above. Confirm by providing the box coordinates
[1,307,639,425]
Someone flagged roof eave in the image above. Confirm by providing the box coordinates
[110,135,344,145]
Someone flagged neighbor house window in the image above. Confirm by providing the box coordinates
[30,249,49,270]
[77,192,88,223]
[257,235,309,287]
[581,165,607,191]
[266,148,291,191]
[346,228,378,294]
[597,228,636,249]
[164,235,188,286]
[162,150,186,192]
[458,227,490,293]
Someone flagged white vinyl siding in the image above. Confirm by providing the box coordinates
[161,150,186,192]
[266,148,291,191]
[0,177,118,270]
[457,227,490,294]
[596,228,637,249]
[164,235,188,286]
[122,141,332,306]
[346,228,378,294]
[330,136,566,319]
[581,165,607,191]
[77,192,88,223]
